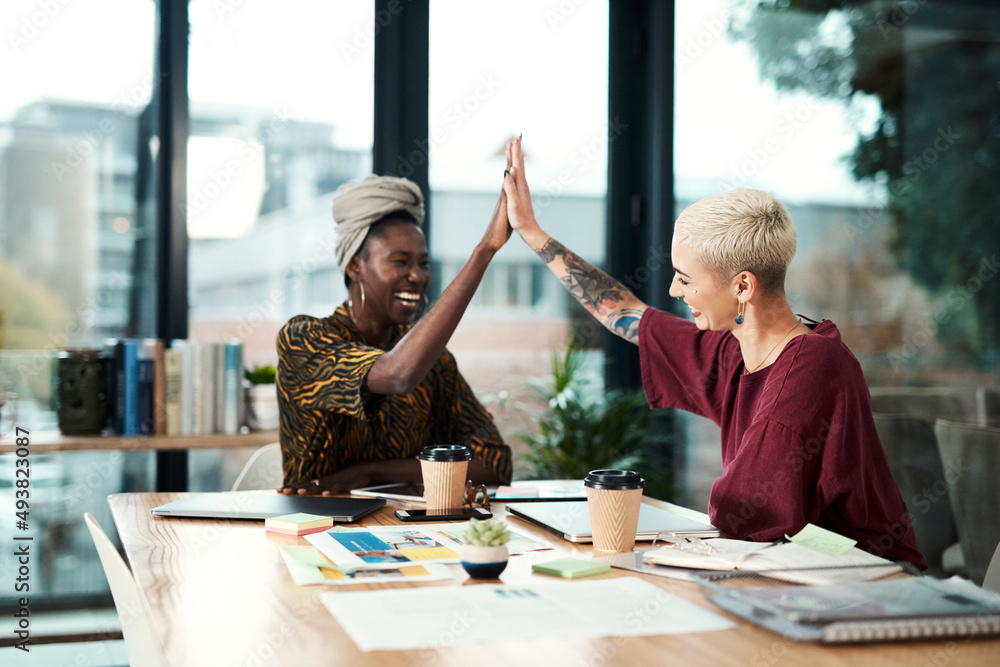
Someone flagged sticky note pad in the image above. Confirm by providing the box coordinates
[786,523,857,556]
[532,557,610,579]
[265,512,335,536]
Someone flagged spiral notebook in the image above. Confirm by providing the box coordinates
[697,574,1000,643]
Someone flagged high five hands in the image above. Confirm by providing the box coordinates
[502,136,546,248]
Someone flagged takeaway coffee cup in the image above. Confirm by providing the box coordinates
[419,445,472,510]
[584,469,646,553]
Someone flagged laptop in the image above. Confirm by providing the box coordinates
[505,501,719,543]
[151,493,385,522]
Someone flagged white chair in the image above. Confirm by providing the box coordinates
[84,513,166,667]
[231,442,283,491]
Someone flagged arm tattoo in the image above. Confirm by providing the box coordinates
[609,308,644,344]
[536,237,641,342]
[559,252,629,314]
[535,237,561,263]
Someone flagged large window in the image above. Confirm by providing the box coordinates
[428,0,610,477]
[674,0,1000,575]
[185,0,375,489]
[0,0,157,630]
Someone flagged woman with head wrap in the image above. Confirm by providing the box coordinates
[277,174,513,495]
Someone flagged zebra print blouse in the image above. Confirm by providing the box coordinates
[276,304,512,485]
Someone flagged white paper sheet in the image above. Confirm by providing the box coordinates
[319,577,734,651]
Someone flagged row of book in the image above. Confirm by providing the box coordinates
[103,338,247,436]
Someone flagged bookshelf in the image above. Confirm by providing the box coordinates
[0,430,279,454]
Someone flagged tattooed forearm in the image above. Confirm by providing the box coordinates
[559,252,629,314]
[534,235,645,343]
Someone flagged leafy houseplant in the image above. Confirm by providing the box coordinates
[459,518,511,579]
[521,335,674,501]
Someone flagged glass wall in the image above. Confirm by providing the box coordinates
[428,0,610,478]
[675,0,1000,577]
[0,0,158,626]
[185,0,375,490]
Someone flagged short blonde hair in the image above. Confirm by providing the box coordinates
[674,188,796,294]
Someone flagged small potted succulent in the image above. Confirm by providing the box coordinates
[245,365,278,431]
[459,518,511,579]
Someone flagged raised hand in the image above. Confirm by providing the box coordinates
[480,185,512,253]
[502,136,546,248]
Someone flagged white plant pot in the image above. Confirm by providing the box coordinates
[249,383,279,431]
[459,544,509,579]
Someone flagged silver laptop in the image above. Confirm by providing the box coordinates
[505,501,719,543]
[151,493,385,522]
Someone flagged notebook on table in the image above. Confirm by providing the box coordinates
[696,574,1000,643]
[151,493,385,522]
[505,500,719,543]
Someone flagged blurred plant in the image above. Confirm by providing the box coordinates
[520,334,673,500]
[462,518,511,547]
[245,365,276,385]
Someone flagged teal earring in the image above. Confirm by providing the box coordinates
[734,289,745,325]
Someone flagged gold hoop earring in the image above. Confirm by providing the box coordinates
[735,299,745,325]
[360,282,366,312]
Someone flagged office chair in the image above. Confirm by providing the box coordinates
[84,513,166,667]
[872,413,957,577]
[934,419,1000,587]
[231,442,283,491]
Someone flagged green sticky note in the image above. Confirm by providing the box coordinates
[532,557,610,579]
[786,524,857,556]
[281,545,341,571]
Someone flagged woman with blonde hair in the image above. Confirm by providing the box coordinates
[501,137,925,569]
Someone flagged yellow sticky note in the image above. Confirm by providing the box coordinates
[786,524,857,556]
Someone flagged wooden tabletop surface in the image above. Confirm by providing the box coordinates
[108,492,1000,667]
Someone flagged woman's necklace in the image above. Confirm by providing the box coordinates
[745,319,801,375]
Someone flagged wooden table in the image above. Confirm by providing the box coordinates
[108,492,1000,667]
